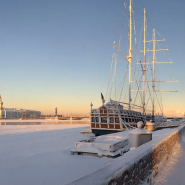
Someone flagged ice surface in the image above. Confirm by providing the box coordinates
[0,123,176,185]
[0,124,87,135]
[0,124,113,185]
[0,119,89,122]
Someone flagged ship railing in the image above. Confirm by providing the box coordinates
[120,113,128,116]
[118,114,136,131]
[118,114,129,131]
[122,119,136,130]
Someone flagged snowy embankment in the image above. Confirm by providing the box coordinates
[154,129,185,185]
[66,125,185,185]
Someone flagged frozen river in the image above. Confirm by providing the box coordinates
[0,120,180,185]
[0,123,113,185]
[0,119,90,125]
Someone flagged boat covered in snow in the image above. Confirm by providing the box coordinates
[71,131,130,157]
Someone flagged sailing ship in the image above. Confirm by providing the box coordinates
[71,0,177,157]
[90,0,176,136]
[90,99,144,136]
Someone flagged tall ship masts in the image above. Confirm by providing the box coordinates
[152,29,156,122]
[143,8,146,116]
[89,0,177,136]
[128,0,132,111]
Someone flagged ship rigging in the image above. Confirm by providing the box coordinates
[90,0,178,136]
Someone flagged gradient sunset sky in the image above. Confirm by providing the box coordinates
[0,0,184,116]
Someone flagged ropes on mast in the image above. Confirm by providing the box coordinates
[106,2,127,101]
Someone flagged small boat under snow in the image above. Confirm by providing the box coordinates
[71,131,129,158]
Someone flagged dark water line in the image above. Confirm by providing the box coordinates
[0,121,90,125]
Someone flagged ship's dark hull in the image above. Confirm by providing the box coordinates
[91,129,121,136]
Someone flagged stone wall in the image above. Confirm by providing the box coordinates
[65,125,185,185]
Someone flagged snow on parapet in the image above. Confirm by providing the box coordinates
[130,128,152,135]
[66,125,185,185]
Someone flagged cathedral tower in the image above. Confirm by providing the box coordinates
[0,95,3,110]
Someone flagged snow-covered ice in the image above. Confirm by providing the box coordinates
[0,122,176,185]
[0,119,90,122]
[0,124,114,185]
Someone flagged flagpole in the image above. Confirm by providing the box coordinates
[101,92,105,106]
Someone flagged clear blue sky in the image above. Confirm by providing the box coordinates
[0,0,184,116]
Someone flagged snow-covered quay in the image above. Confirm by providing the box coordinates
[66,123,185,185]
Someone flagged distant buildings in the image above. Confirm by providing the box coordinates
[0,95,41,119]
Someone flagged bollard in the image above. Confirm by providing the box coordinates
[145,121,156,131]
[129,121,152,148]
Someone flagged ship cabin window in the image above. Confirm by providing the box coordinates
[110,117,114,123]
[101,117,107,123]
[95,117,99,123]
[125,118,128,122]
[115,118,119,123]
[91,117,95,122]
